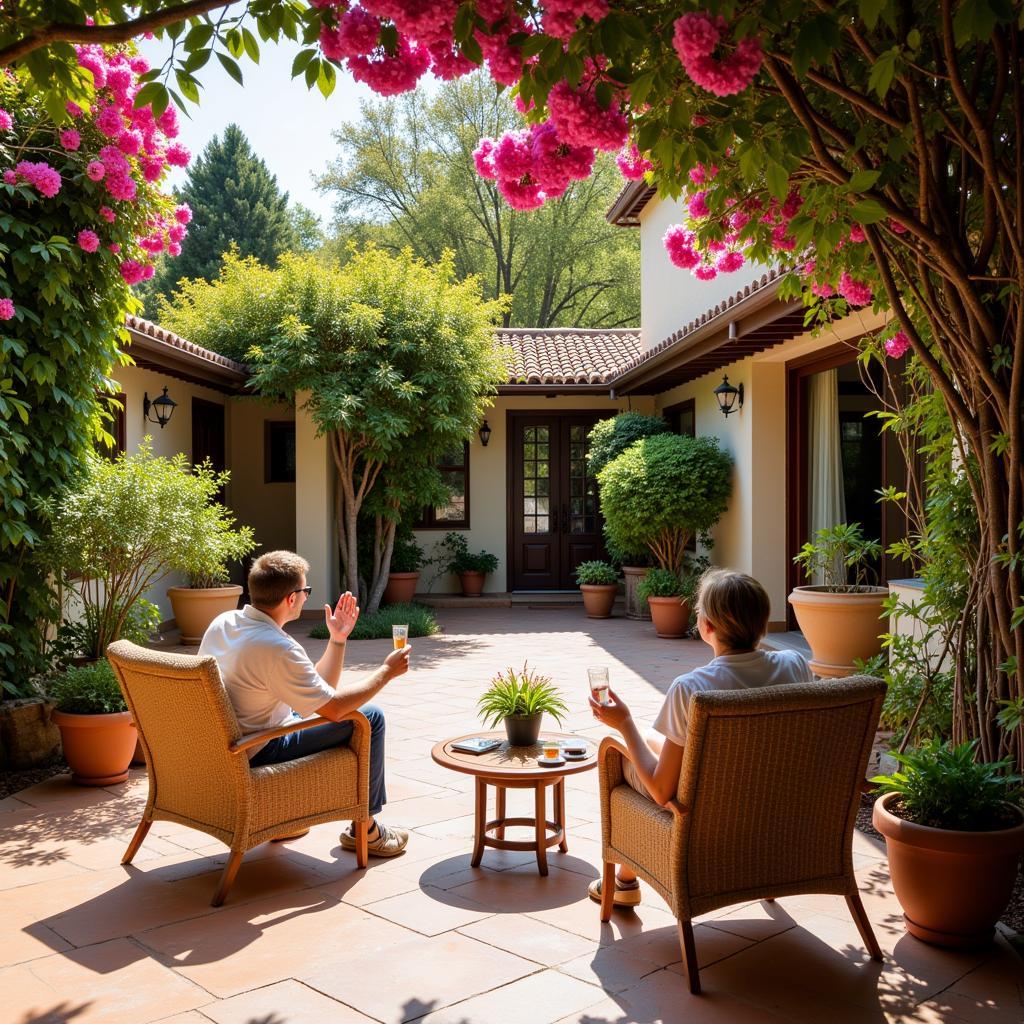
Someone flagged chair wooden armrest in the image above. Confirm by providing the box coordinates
[598,735,687,818]
[229,713,356,755]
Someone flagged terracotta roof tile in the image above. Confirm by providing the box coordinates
[125,315,249,374]
[497,328,641,385]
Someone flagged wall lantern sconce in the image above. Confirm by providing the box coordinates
[143,386,177,429]
[713,375,744,417]
[478,419,492,447]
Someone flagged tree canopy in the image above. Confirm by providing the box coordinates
[318,73,639,328]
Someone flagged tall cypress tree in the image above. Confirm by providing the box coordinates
[143,124,296,313]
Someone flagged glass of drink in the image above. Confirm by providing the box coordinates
[588,666,610,706]
[392,624,409,650]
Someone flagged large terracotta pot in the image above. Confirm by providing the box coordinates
[580,583,617,619]
[459,571,486,597]
[383,572,420,606]
[647,596,691,638]
[51,709,137,786]
[787,586,888,677]
[622,566,652,620]
[504,712,543,747]
[873,792,1024,948]
[168,584,243,645]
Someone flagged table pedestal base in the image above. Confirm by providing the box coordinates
[471,776,568,875]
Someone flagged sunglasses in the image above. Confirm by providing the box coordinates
[292,586,313,597]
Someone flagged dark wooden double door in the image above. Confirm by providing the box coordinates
[508,412,606,590]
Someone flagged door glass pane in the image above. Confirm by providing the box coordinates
[523,425,551,534]
[569,422,596,534]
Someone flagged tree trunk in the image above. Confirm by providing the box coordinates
[366,515,397,615]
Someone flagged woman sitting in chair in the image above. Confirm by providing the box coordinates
[588,568,813,907]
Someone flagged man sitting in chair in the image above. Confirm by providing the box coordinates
[199,550,411,857]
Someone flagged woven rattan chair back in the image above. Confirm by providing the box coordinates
[107,639,249,832]
[675,675,885,916]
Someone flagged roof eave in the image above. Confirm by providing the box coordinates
[125,324,250,394]
[605,180,657,227]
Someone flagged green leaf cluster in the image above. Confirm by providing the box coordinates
[308,602,438,641]
[433,531,499,576]
[793,522,883,592]
[574,560,619,586]
[871,740,1022,832]
[586,412,670,478]
[47,660,126,716]
[478,663,568,727]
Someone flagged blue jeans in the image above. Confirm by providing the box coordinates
[249,703,387,815]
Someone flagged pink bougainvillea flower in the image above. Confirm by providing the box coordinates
[473,138,497,179]
[168,223,186,243]
[811,281,836,298]
[0,297,15,320]
[16,160,62,198]
[77,230,100,253]
[105,173,137,201]
[86,161,105,181]
[348,35,431,96]
[476,19,530,87]
[687,190,710,219]
[542,0,609,39]
[492,128,535,181]
[167,241,182,256]
[335,6,383,58]
[165,142,191,167]
[694,264,718,280]
[0,109,13,132]
[672,12,763,97]
[3,169,17,185]
[849,223,866,243]
[616,144,652,181]
[497,176,546,210]
[716,250,745,272]
[663,224,701,270]
[108,243,121,254]
[117,129,142,156]
[884,330,911,358]
[59,129,81,151]
[66,101,85,118]
[838,272,872,306]
[119,260,146,285]
[889,218,907,234]
[174,203,193,224]
[95,104,123,138]
[98,206,116,223]
[427,41,476,80]
[547,80,628,152]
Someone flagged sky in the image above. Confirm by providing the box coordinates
[139,34,380,225]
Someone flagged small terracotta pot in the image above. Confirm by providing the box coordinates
[580,583,617,619]
[459,571,486,597]
[168,584,243,645]
[383,572,420,606]
[622,566,652,620]
[787,586,888,677]
[873,792,1024,948]
[647,596,691,638]
[51,710,137,786]
[504,712,543,747]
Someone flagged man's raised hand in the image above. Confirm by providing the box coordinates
[325,591,359,643]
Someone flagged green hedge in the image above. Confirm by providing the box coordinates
[309,603,438,641]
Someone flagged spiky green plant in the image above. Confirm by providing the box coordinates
[477,663,568,727]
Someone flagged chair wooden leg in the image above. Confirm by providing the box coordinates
[677,919,701,995]
[599,861,616,922]
[354,818,369,869]
[846,892,883,962]
[121,818,152,865]
[211,851,244,907]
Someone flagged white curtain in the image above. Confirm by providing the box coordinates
[807,369,846,584]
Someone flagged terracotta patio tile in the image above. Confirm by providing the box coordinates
[2,938,211,1024]
[361,884,494,936]
[556,944,667,993]
[140,888,412,999]
[302,931,537,1023]
[198,980,376,1023]
[702,900,799,942]
[417,968,604,1024]
[0,795,33,813]
[457,914,597,966]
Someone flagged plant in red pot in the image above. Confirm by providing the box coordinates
[871,739,1024,949]
[49,661,137,786]
[437,531,498,597]
[575,560,620,618]
[637,568,693,638]
[383,532,425,606]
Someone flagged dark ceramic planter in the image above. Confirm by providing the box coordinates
[504,712,543,747]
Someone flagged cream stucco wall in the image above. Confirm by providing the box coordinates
[647,308,890,624]
[294,394,339,608]
[638,195,769,353]
[412,393,654,593]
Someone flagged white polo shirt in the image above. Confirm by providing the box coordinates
[199,605,335,743]
[654,649,812,746]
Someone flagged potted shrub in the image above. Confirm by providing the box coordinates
[38,442,256,653]
[575,560,619,618]
[383,531,425,606]
[478,663,569,747]
[48,661,137,786]
[638,568,692,638]
[871,740,1024,949]
[436,531,499,597]
[588,414,670,621]
[789,522,887,677]
[598,435,733,607]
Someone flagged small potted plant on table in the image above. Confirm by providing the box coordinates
[49,661,137,786]
[478,663,568,747]
[789,522,887,677]
[638,568,692,638]
[437,531,499,597]
[871,739,1024,949]
[575,560,620,618]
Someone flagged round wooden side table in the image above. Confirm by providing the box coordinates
[431,731,598,876]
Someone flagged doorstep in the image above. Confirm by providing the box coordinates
[760,630,812,658]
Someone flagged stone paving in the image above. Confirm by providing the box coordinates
[1,607,1020,1024]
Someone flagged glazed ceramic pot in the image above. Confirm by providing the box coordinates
[873,792,1024,948]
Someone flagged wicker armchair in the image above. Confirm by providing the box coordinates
[597,675,886,994]
[106,639,371,907]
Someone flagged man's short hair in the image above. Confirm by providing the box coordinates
[695,569,771,651]
[248,550,310,608]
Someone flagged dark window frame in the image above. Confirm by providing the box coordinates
[96,392,126,460]
[264,420,297,484]
[415,441,470,529]
[663,398,696,438]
